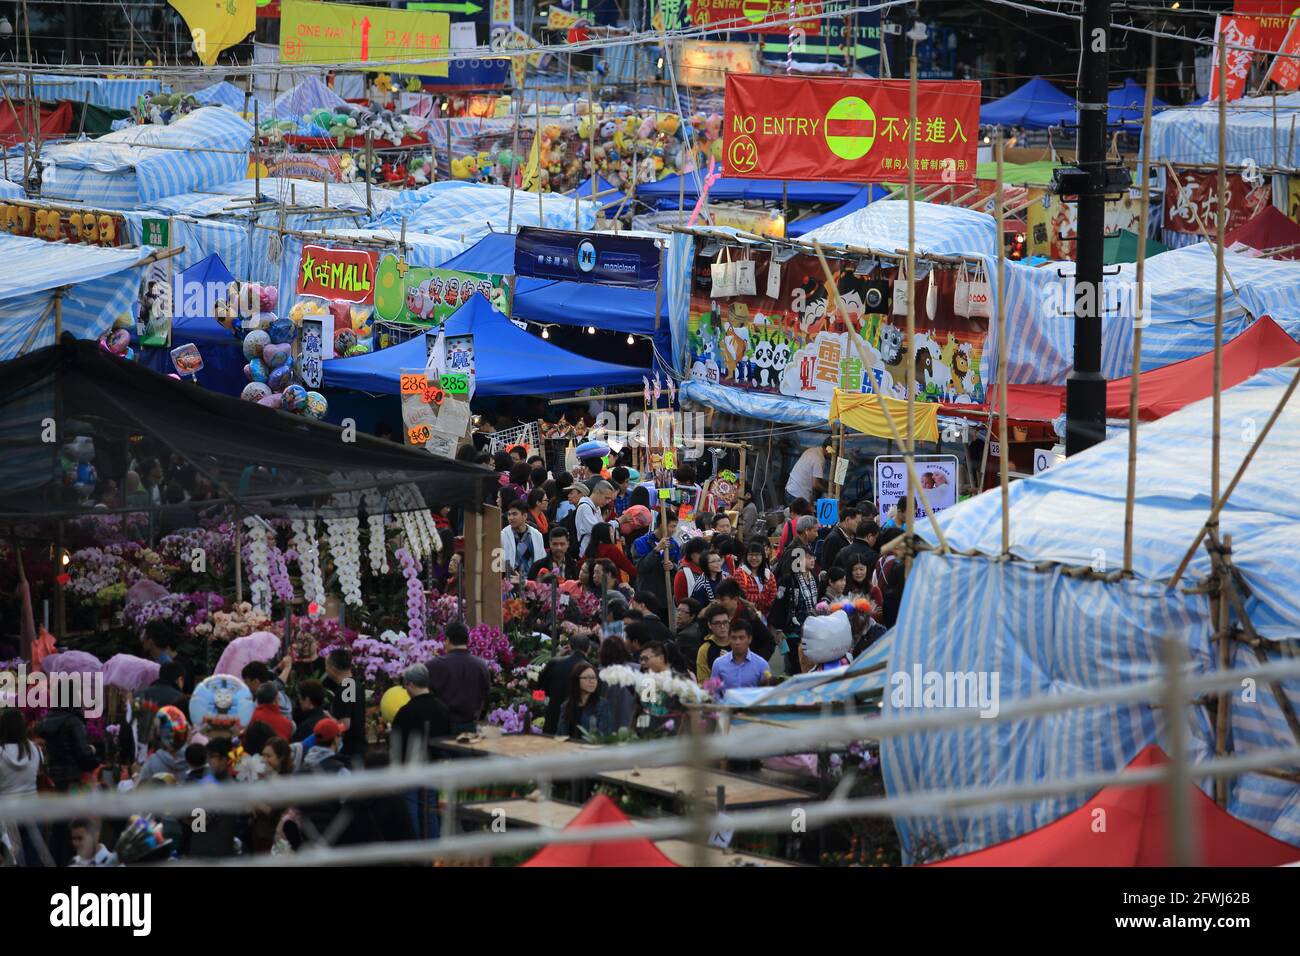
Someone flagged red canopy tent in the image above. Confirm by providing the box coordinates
[520,794,679,868]
[1100,316,1300,421]
[929,745,1300,867]
[1224,205,1300,259]
[0,101,72,149]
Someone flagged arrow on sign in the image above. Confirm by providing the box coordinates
[762,41,878,58]
[409,1,484,13]
[355,16,372,60]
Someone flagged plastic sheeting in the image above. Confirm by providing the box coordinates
[800,200,999,258]
[1146,91,1300,167]
[365,181,598,242]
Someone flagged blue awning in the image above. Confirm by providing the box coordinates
[323,294,649,397]
[787,185,884,238]
[980,76,1078,130]
[635,174,866,205]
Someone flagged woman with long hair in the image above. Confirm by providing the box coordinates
[555,663,634,739]
[588,522,637,584]
[845,556,873,602]
[1,707,44,865]
[734,539,778,616]
[689,550,725,606]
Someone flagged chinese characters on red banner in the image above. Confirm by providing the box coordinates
[1210,15,1261,101]
[1163,170,1272,236]
[689,0,822,36]
[1264,18,1300,89]
[723,75,980,184]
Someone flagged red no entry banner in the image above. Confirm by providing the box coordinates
[689,0,822,36]
[723,75,981,185]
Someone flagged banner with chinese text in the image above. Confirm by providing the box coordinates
[1209,15,1261,101]
[687,246,988,406]
[297,244,379,302]
[1233,0,1297,52]
[676,40,760,88]
[1162,170,1271,235]
[280,0,450,77]
[687,0,823,36]
[1263,18,1300,89]
[723,75,980,184]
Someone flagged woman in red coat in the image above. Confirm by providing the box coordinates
[589,522,637,583]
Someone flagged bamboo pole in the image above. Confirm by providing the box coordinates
[904,55,917,568]
[1124,55,1157,576]
[1213,34,1227,519]
[1213,533,1232,807]
[995,136,1009,556]
[507,93,522,231]
[536,96,544,224]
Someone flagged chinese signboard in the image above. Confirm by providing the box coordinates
[1162,170,1271,236]
[142,218,170,247]
[676,40,760,89]
[687,246,989,407]
[515,227,661,289]
[723,75,981,184]
[300,316,330,387]
[280,0,450,77]
[1209,15,1261,101]
[1027,190,1142,260]
[1264,17,1300,89]
[296,244,379,303]
[373,252,508,326]
[688,0,823,36]
[1233,0,1299,52]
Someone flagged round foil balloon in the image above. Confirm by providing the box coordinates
[268,365,294,393]
[262,343,291,368]
[282,383,309,413]
[268,316,295,345]
[241,329,270,360]
[259,285,278,313]
[304,390,328,419]
[334,328,358,354]
[241,382,271,402]
[247,358,269,383]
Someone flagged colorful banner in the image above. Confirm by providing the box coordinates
[279,0,450,77]
[723,75,981,185]
[297,245,380,303]
[688,0,822,35]
[1028,189,1141,260]
[1210,15,1261,102]
[373,252,509,326]
[676,40,760,89]
[687,247,989,406]
[169,0,256,66]
[1264,17,1300,89]
[1233,0,1299,52]
[1163,170,1272,236]
[515,227,661,289]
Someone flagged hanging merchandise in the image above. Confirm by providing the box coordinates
[290,514,326,612]
[733,247,758,297]
[710,246,738,299]
[925,271,939,320]
[954,263,972,319]
[395,547,426,643]
[362,489,390,575]
[389,483,440,560]
[324,493,364,607]
[892,262,911,317]
[243,516,273,615]
[965,261,993,320]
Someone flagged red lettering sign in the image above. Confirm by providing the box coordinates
[1265,17,1300,89]
[1210,15,1261,101]
[1233,0,1297,53]
[296,244,379,303]
[723,75,981,185]
[1163,169,1272,235]
[690,0,822,36]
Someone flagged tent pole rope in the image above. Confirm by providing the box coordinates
[1124,47,1156,576]
[904,52,917,573]
[995,133,1009,557]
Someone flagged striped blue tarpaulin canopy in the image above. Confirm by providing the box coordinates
[1146,91,1300,167]
[269,77,346,121]
[121,214,252,277]
[800,199,999,259]
[39,108,252,207]
[724,631,896,717]
[0,73,161,111]
[365,181,599,242]
[0,179,22,200]
[192,81,249,111]
[0,235,145,360]
[887,368,1300,857]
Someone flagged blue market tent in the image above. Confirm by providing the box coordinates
[787,185,885,237]
[979,76,1078,129]
[636,174,865,207]
[1107,77,1169,126]
[882,368,1300,860]
[438,232,671,356]
[323,294,649,397]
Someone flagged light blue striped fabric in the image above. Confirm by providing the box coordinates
[40,108,251,205]
[141,177,398,218]
[0,74,160,110]
[121,213,252,276]
[887,368,1300,854]
[1147,92,1300,167]
[0,179,22,199]
[192,81,248,110]
[725,631,896,710]
[801,200,999,259]
[0,235,144,359]
[270,77,346,120]
[881,551,1220,861]
[366,181,598,241]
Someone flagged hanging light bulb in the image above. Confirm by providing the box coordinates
[626,334,635,345]
[657,57,665,70]
[0,17,12,37]
[587,326,597,335]
[541,327,550,339]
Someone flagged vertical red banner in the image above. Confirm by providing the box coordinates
[1210,15,1261,101]
[1264,18,1300,89]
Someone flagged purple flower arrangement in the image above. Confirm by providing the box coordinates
[487,704,536,735]
[395,547,426,643]
[466,622,513,675]
[267,544,295,604]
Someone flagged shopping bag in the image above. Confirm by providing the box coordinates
[733,249,757,296]
[891,262,910,316]
[954,264,972,318]
[710,246,736,298]
[967,261,993,319]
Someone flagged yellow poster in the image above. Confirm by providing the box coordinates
[168,0,256,67]
[675,40,760,89]
[279,0,450,77]
[1288,176,1300,225]
[547,7,582,29]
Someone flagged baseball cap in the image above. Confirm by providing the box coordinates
[314,718,344,743]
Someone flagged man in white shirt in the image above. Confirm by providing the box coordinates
[500,499,545,575]
[576,480,614,557]
[785,440,834,502]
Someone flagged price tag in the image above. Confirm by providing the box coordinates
[816,497,838,526]
[658,487,672,500]
[834,456,849,487]
[662,450,676,470]
[400,372,428,395]
[440,373,469,394]
[406,424,432,445]
[422,384,445,406]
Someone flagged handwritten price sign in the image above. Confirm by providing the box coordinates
[440,373,469,394]
[407,424,432,445]
[422,384,445,406]
[400,373,429,395]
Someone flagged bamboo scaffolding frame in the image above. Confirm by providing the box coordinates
[994,136,1010,557]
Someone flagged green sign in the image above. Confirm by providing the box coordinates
[440,373,469,394]
[142,218,169,247]
[373,252,509,327]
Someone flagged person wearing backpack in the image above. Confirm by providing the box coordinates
[575,480,615,559]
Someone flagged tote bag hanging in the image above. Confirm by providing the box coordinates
[710,246,737,299]
[966,261,993,319]
[732,247,757,296]
[891,262,910,317]
[954,264,972,318]
[925,270,938,319]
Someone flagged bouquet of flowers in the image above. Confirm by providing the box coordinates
[191,601,272,643]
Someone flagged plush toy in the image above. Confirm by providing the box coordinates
[475,151,494,182]
[61,436,97,497]
[638,114,656,140]
[373,72,395,94]
[801,610,853,665]
[656,113,680,138]
[97,214,116,245]
[450,156,475,180]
